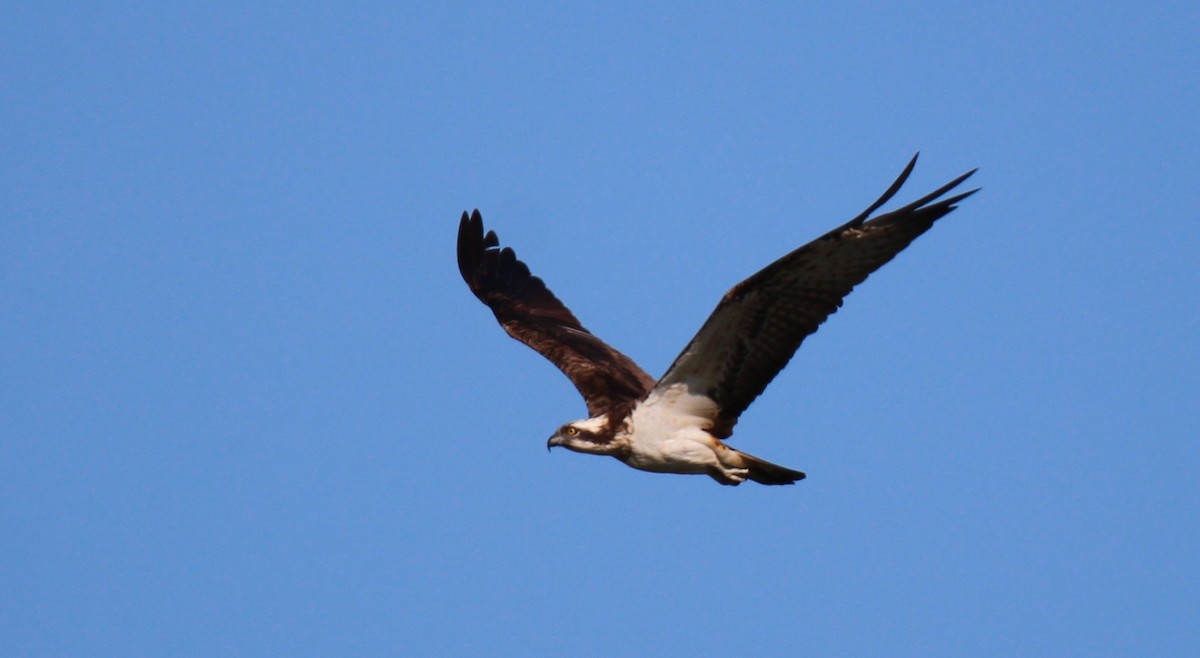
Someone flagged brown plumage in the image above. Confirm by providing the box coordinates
[457,154,978,485]
[656,156,978,433]
[457,211,656,419]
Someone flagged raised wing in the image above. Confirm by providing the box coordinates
[457,210,656,417]
[655,155,978,432]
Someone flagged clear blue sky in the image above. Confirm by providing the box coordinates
[3,2,1197,656]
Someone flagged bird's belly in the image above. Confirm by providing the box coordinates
[623,434,720,475]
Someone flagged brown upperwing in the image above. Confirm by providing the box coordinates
[655,155,979,433]
[457,210,657,418]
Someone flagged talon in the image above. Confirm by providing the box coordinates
[725,468,749,483]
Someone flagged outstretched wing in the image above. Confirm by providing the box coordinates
[655,154,979,434]
[457,210,656,417]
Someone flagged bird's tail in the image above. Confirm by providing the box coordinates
[735,449,806,485]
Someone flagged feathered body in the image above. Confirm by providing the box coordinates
[458,155,977,485]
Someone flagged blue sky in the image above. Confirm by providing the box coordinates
[2,2,1197,655]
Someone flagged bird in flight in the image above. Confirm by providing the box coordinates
[457,155,977,486]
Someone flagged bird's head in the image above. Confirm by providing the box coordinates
[547,416,612,455]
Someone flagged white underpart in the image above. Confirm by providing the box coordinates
[620,383,747,480]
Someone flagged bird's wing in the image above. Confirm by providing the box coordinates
[654,155,978,436]
[457,210,657,417]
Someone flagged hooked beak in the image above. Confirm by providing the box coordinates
[546,433,564,452]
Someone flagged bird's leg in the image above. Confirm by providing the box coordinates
[706,464,749,485]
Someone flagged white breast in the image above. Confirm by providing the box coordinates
[620,383,724,474]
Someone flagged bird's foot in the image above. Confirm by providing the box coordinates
[708,466,749,486]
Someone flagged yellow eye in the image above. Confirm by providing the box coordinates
[566,427,578,436]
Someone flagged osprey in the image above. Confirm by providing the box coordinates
[458,155,977,486]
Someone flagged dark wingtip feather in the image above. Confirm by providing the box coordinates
[456,209,481,288]
[939,186,981,209]
[457,209,503,295]
[895,168,978,214]
[838,153,920,231]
